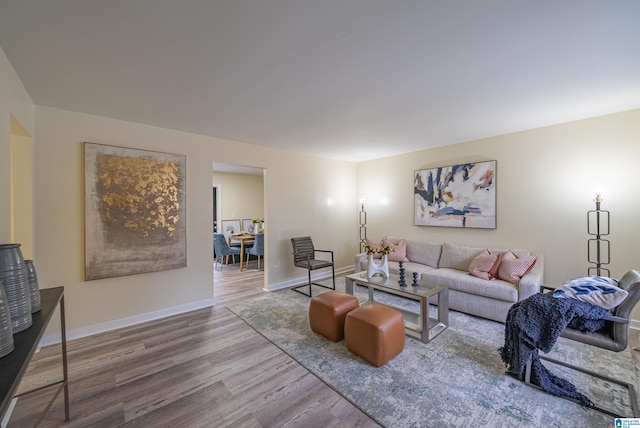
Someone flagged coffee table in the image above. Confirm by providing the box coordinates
[345,272,448,343]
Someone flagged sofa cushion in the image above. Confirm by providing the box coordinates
[406,240,442,268]
[497,250,537,285]
[383,238,410,262]
[423,268,518,302]
[468,250,501,280]
[438,243,485,271]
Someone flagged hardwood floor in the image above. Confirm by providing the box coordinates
[7,262,640,426]
[6,263,379,427]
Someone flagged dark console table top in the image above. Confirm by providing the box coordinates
[0,287,64,418]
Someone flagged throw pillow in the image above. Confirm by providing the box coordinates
[382,238,410,262]
[365,237,382,259]
[468,249,501,280]
[553,276,627,310]
[497,250,537,285]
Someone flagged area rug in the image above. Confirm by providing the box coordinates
[227,281,637,427]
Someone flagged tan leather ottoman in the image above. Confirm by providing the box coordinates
[309,291,360,342]
[345,303,405,367]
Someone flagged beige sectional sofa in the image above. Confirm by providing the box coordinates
[354,239,544,323]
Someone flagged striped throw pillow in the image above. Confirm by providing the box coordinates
[468,249,501,280]
[497,250,537,285]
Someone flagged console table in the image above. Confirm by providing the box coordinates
[0,287,69,426]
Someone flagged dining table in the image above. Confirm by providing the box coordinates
[229,233,255,271]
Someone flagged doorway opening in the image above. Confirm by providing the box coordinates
[212,162,266,303]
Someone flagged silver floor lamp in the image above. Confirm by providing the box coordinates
[587,191,610,277]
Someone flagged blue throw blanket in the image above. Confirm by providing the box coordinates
[499,292,611,406]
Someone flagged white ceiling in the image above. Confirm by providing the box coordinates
[1,1,639,163]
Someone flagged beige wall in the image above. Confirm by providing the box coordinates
[213,171,264,225]
[31,106,357,337]
[0,47,34,243]
[357,109,640,320]
[3,45,640,337]
[10,132,35,259]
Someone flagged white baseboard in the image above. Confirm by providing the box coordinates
[39,298,214,347]
[40,271,640,347]
[266,266,353,292]
[40,267,353,346]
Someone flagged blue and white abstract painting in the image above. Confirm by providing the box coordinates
[414,160,496,228]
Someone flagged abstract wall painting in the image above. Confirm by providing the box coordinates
[84,143,187,280]
[414,160,496,229]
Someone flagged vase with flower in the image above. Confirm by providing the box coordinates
[365,244,393,279]
[251,218,264,234]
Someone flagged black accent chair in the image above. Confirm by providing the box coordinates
[525,269,640,417]
[290,236,335,297]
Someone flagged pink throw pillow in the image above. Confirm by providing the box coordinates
[383,238,410,262]
[468,250,501,280]
[365,237,382,259]
[497,250,537,285]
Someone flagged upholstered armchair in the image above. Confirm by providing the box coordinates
[213,233,241,271]
[526,270,640,417]
[244,233,264,270]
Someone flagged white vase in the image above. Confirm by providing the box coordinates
[367,254,389,279]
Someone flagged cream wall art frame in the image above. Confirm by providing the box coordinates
[84,142,187,280]
[414,160,496,229]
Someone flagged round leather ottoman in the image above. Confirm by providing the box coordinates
[309,291,360,342]
[345,303,405,367]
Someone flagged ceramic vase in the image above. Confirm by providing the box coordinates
[25,260,42,313]
[0,243,32,333]
[367,254,389,279]
[0,282,14,357]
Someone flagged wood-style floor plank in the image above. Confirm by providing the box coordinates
[13,262,639,427]
[5,263,379,427]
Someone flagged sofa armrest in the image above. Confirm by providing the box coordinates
[517,253,544,301]
[354,252,367,273]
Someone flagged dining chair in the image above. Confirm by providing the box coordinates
[290,236,335,297]
[244,233,264,270]
[213,233,241,271]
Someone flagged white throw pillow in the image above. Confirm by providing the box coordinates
[553,276,628,310]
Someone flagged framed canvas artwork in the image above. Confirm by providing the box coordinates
[414,160,496,229]
[84,143,187,280]
[242,219,256,234]
[221,219,241,236]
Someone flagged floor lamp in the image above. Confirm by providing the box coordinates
[359,201,367,252]
[587,191,610,277]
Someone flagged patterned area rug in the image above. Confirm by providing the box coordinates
[227,281,637,427]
